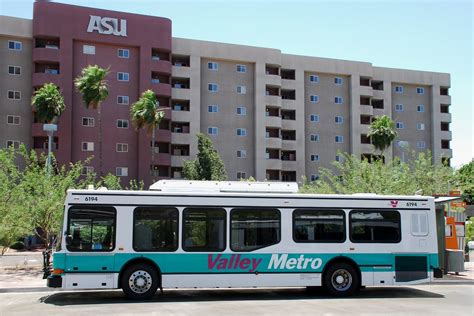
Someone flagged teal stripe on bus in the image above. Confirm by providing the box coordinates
[53,252,439,274]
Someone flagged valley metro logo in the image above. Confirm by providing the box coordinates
[87,15,127,37]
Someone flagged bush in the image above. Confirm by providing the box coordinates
[10,241,25,250]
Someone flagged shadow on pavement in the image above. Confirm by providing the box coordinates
[40,286,444,306]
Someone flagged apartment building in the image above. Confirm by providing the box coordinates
[0,1,452,186]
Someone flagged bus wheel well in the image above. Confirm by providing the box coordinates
[322,256,361,287]
[118,258,161,289]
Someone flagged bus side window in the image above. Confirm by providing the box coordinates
[67,207,116,252]
[182,208,226,252]
[293,209,346,243]
[133,207,178,252]
[349,210,401,243]
[230,208,281,251]
[411,212,429,236]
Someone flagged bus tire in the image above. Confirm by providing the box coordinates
[121,263,159,300]
[323,262,359,297]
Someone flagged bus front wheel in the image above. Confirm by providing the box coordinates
[121,263,159,300]
[323,262,359,297]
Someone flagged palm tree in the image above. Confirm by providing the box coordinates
[74,65,109,176]
[130,90,165,168]
[31,83,65,173]
[31,83,65,124]
[367,115,398,157]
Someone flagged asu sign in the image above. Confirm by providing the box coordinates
[87,15,127,37]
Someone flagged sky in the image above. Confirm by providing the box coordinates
[1,0,472,167]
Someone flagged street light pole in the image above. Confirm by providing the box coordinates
[43,124,57,176]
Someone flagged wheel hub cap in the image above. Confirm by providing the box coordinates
[129,270,152,294]
[331,268,353,291]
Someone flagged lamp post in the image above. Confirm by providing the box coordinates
[43,123,57,175]
[398,141,409,163]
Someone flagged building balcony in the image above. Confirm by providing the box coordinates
[171,132,191,144]
[281,139,297,151]
[439,130,452,140]
[172,110,191,122]
[265,74,281,87]
[281,99,296,109]
[150,83,171,96]
[439,95,451,105]
[151,153,171,166]
[265,137,282,149]
[172,65,191,78]
[439,112,452,123]
[32,72,61,87]
[359,86,373,97]
[171,155,188,167]
[32,47,60,63]
[172,87,191,100]
[265,116,282,128]
[440,148,453,158]
[265,158,282,170]
[281,78,297,89]
[281,119,297,130]
[281,160,297,170]
[264,95,281,107]
[150,59,171,74]
[155,129,172,143]
[372,89,384,99]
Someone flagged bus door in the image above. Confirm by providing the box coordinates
[64,206,116,273]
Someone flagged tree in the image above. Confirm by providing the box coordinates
[74,65,109,176]
[183,133,227,181]
[454,161,473,204]
[300,151,454,196]
[31,83,65,124]
[368,115,398,156]
[130,90,165,165]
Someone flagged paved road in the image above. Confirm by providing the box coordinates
[0,253,43,269]
[1,285,473,315]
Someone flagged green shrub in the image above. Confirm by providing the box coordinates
[10,241,25,250]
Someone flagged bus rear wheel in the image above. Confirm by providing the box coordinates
[121,263,159,300]
[323,262,359,297]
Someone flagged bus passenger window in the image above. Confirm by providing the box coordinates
[350,210,401,243]
[231,209,280,251]
[133,207,178,252]
[293,209,345,242]
[67,207,116,252]
[182,208,226,252]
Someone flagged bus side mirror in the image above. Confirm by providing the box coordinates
[65,235,72,246]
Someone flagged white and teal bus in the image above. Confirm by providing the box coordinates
[47,180,442,299]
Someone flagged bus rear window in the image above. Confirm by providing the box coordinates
[133,207,178,252]
[67,207,116,252]
[350,210,401,243]
[231,208,280,251]
[293,209,345,243]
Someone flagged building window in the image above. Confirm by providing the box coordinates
[208,127,218,135]
[350,210,401,243]
[133,207,179,252]
[116,143,129,153]
[395,85,404,93]
[6,140,20,149]
[310,174,320,181]
[116,167,128,177]
[236,85,246,94]
[310,134,320,142]
[416,87,425,94]
[117,72,129,82]
[334,77,343,85]
[236,128,247,136]
[7,115,20,125]
[416,123,425,131]
[335,135,344,143]
[208,62,218,70]
[335,155,343,162]
[8,41,22,51]
[335,116,344,124]
[294,209,345,243]
[237,172,246,180]
[310,114,319,122]
[396,122,405,129]
[117,95,129,105]
[117,119,129,129]
[236,64,247,73]
[230,208,280,251]
[208,105,219,113]
[118,49,130,58]
[81,166,94,175]
[309,75,319,83]
[310,95,319,103]
[236,107,247,115]
[7,90,21,100]
[83,45,95,55]
[8,66,21,75]
[208,83,218,92]
[310,154,320,162]
[395,104,404,112]
[183,208,226,252]
[417,105,425,113]
[334,96,343,104]
[237,150,247,158]
[416,141,426,149]
[81,142,94,152]
[82,117,95,127]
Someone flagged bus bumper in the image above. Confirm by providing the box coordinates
[47,275,63,288]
